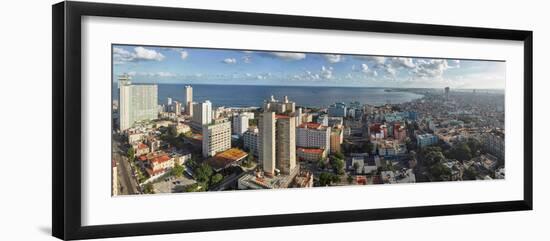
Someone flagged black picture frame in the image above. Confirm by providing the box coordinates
[52,1,533,240]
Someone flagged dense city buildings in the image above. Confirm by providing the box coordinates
[112,46,505,196]
[118,74,158,131]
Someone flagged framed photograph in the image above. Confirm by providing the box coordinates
[52,1,533,240]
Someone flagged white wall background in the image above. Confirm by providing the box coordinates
[0,0,547,240]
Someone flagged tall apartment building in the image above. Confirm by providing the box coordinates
[330,127,343,154]
[173,101,182,115]
[243,127,259,157]
[118,74,158,131]
[192,100,212,127]
[232,114,249,136]
[184,85,193,116]
[259,96,297,176]
[202,119,232,157]
[296,122,331,153]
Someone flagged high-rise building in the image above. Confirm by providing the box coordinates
[330,127,343,154]
[192,100,212,127]
[173,101,182,115]
[328,102,347,117]
[444,86,450,99]
[259,96,297,176]
[232,114,249,136]
[296,107,303,126]
[184,85,193,116]
[167,97,172,106]
[202,119,232,157]
[296,122,331,153]
[118,74,158,131]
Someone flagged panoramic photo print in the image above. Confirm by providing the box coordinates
[111,44,505,196]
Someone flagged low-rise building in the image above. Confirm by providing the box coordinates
[296,147,327,162]
[243,127,260,156]
[417,133,438,148]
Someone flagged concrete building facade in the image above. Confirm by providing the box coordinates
[118,74,158,131]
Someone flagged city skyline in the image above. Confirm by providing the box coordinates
[113,45,506,89]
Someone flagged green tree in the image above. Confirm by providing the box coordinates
[333,152,344,160]
[331,174,341,183]
[424,150,445,166]
[143,183,155,194]
[447,142,472,161]
[330,158,345,175]
[211,173,223,185]
[430,162,452,181]
[347,175,354,184]
[195,163,213,184]
[171,163,185,177]
[319,173,333,186]
[127,147,135,160]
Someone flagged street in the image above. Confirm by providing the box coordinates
[113,137,140,195]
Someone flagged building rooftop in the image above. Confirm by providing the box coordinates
[297,147,325,154]
[297,122,323,129]
[206,148,248,171]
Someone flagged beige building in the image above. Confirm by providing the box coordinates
[330,127,344,154]
[111,159,118,196]
[202,119,232,157]
[259,96,297,177]
[118,74,158,131]
[184,85,193,116]
[296,122,331,153]
[296,147,327,162]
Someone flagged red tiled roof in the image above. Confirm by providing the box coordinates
[151,155,171,164]
[298,122,321,129]
[146,168,166,176]
[138,143,148,149]
[275,114,290,119]
[297,148,324,154]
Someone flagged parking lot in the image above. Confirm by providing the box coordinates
[152,175,196,193]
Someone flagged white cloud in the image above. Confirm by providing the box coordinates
[389,57,416,69]
[269,52,306,61]
[321,66,333,79]
[134,47,165,61]
[413,59,449,78]
[113,46,165,64]
[242,55,252,64]
[361,63,370,73]
[324,54,342,63]
[223,58,237,64]
[356,56,386,65]
[180,51,188,60]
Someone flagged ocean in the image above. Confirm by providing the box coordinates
[113,84,424,108]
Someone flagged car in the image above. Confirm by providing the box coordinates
[176,181,181,184]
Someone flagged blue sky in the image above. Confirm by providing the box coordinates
[113,44,505,89]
